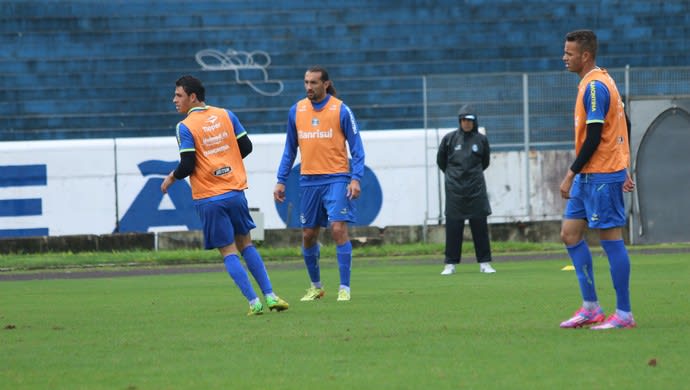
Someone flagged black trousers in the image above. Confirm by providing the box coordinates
[444,217,492,264]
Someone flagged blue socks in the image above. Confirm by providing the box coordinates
[241,245,273,296]
[303,244,321,286]
[566,240,598,302]
[567,239,632,314]
[223,254,257,301]
[601,239,632,312]
[336,241,352,288]
[302,241,353,288]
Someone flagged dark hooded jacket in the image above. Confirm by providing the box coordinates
[436,104,492,219]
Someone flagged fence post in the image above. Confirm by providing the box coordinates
[522,73,532,218]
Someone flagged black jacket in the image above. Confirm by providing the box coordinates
[436,105,492,219]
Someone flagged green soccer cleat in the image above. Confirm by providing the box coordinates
[267,296,289,312]
[337,288,351,302]
[247,301,264,316]
[300,286,325,301]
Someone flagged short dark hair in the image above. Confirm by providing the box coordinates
[307,65,337,97]
[565,30,598,59]
[175,75,205,101]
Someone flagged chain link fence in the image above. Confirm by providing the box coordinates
[422,66,690,150]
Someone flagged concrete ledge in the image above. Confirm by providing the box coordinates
[98,233,155,252]
[156,231,203,250]
[490,221,564,242]
[0,233,154,254]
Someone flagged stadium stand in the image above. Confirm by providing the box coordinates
[1,0,689,141]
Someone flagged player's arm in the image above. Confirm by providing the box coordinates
[569,123,603,173]
[623,107,635,192]
[173,152,195,179]
[226,110,253,158]
[341,103,365,182]
[162,123,195,193]
[274,106,299,202]
[276,106,299,184]
[625,111,631,144]
[236,135,252,158]
[569,80,610,174]
[560,81,609,198]
[340,104,363,199]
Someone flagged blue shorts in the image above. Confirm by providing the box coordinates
[194,191,256,249]
[300,182,356,228]
[564,177,626,229]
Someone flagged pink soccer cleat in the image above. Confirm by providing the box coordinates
[559,307,606,328]
[590,313,636,330]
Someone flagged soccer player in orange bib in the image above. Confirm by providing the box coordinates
[162,75,289,316]
[274,66,366,302]
[559,30,636,330]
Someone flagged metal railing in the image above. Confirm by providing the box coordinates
[420,66,690,235]
[422,66,690,149]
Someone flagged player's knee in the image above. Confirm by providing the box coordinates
[560,228,581,246]
[302,229,319,246]
[330,222,349,243]
[234,234,252,252]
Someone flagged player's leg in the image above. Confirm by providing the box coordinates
[559,180,604,327]
[562,218,599,304]
[441,218,464,275]
[228,193,271,294]
[299,228,325,301]
[229,193,288,312]
[197,199,261,315]
[590,181,635,329]
[469,217,495,273]
[299,186,326,301]
[218,243,262,315]
[331,220,352,301]
[560,218,605,327]
[325,182,355,301]
[236,229,290,312]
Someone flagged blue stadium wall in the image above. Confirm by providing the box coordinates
[2,0,689,141]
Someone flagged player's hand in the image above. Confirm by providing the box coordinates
[273,183,286,203]
[559,170,575,199]
[623,172,635,193]
[161,171,176,194]
[347,179,361,200]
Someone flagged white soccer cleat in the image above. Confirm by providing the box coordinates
[440,264,456,275]
[479,263,496,273]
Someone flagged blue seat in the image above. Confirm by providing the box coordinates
[2,0,687,142]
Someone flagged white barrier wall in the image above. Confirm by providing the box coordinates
[0,130,569,237]
[0,139,117,236]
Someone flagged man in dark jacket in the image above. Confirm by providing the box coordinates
[436,104,496,274]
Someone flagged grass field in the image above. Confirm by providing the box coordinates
[1,251,688,389]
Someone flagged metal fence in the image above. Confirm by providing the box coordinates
[421,66,690,150]
[420,66,690,236]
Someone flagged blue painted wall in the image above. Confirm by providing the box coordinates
[1,0,688,141]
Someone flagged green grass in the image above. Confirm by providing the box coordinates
[1,252,688,389]
[0,241,563,271]
[2,241,687,271]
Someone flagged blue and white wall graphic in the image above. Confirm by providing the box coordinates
[0,164,49,237]
[0,139,118,237]
[0,131,566,238]
[117,160,201,233]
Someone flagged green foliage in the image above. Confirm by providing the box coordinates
[0,253,688,389]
